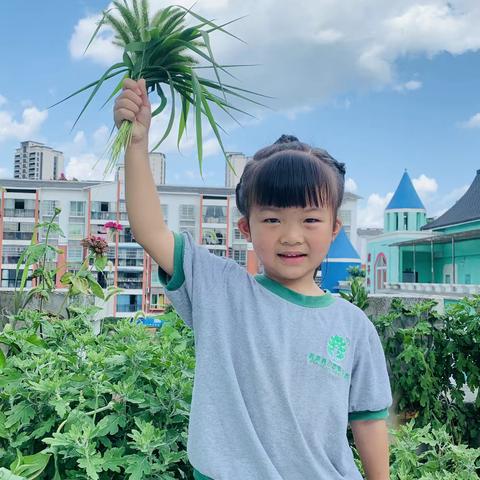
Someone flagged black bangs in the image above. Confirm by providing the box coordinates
[248,150,339,213]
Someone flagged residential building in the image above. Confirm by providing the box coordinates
[0,177,360,316]
[225,152,251,188]
[116,152,166,186]
[14,141,64,180]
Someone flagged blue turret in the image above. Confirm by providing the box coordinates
[384,170,427,232]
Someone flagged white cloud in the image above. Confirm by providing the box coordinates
[0,106,48,143]
[69,1,480,114]
[394,80,423,92]
[345,177,358,193]
[460,112,480,128]
[0,167,9,178]
[0,95,7,107]
[412,173,438,201]
[428,183,469,218]
[357,192,393,228]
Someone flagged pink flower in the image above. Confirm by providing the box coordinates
[104,221,123,232]
[81,235,109,256]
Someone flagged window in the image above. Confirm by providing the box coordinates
[416,212,421,230]
[101,202,109,212]
[14,200,25,210]
[394,213,399,230]
[179,204,195,219]
[465,274,471,284]
[70,201,85,217]
[68,223,85,240]
[339,209,351,226]
[403,212,408,230]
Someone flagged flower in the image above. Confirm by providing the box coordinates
[104,221,123,232]
[81,235,109,256]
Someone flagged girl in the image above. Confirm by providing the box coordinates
[115,78,392,480]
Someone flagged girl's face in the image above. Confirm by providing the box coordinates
[237,203,342,294]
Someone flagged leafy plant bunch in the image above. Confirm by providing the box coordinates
[0,309,195,479]
[373,297,480,447]
[351,420,480,479]
[53,0,267,176]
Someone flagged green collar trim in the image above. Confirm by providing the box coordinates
[254,274,335,308]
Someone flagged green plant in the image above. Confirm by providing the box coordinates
[373,297,480,447]
[347,265,366,279]
[0,309,195,479]
[351,420,480,479]
[52,0,268,176]
[339,276,369,310]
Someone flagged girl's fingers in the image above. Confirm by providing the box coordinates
[116,98,140,114]
[116,108,136,123]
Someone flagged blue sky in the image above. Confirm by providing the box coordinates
[1,0,480,227]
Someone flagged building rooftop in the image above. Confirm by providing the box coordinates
[422,169,480,230]
[327,228,360,260]
[386,170,425,211]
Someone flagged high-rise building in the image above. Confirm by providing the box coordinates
[225,152,250,188]
[149,152,166,185]
[116,152,166,186]
[14,141,64,180]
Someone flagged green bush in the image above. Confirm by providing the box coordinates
[373,297,480,447]
[0,309,195,479]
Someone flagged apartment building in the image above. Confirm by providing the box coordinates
[14,141,65,180]
[0,177,360,316]
[225,152,251,188]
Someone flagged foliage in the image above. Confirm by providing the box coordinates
[51,0,268,176]
[13,209,120,318]
[346,265,366,279]
[339,276,369,310]
[351,420,480,479]
[373,297,480,447]
[0,309,195,479]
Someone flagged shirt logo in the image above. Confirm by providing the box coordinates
[327,335,350,362]
[307,335,351,381]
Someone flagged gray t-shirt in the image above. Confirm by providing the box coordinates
[159,232,392,480]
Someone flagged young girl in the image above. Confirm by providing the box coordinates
[115,78,392,480]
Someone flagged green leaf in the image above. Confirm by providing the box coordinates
[5,402,36,429]
[125,455,151,480]
[0,468,27,480]
[87,277,105,300]
[0,349,5,369]
[94,255,108,272]
[190,71,203,177]
[10,452,50,479]
[25,334,47,349]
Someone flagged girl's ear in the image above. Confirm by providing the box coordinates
[332,217,342,240]
[237,217,252,242]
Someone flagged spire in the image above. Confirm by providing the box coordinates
[386,170,425,210]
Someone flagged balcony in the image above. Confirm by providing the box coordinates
[3,232,33,240]
[91,211,116,220]
[3,208,35,218]
[2,255,22,265]
[381,282,479,297]
[117,304,143,313]
[117,258,144,267]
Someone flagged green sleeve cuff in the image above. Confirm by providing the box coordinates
[158,231,185,291]
[348,408,389,422]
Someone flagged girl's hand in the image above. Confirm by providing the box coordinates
[114,78,151,144]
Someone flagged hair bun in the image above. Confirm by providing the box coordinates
[274,134,299,145]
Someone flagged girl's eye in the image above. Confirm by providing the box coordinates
[305,218,321,223]
[263,218,279,223]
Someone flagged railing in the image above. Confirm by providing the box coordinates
[116,304,143,313]
[382,282,479,295]
[3,232,33,240]
[117,258,144,267]
[91,211,116,220]
[117,281,143,289]
[118,235,135,243]
[119,212,129,220]
[202,216,227,224]
[3,209,36,217]
[2,255,22,264]
[1,280,32,288]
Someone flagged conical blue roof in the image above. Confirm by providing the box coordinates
[327,228,360,260]
[386,170,425,210]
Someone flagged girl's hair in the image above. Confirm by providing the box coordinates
[235,134,346,224]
